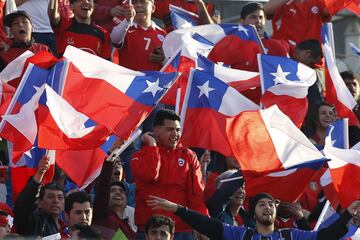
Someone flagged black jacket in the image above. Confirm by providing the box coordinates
[14,177,63,238]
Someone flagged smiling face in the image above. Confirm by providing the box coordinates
[38,189,65,217]
[317,105,335,129]
[230,185,246,206]
[153,119,181,149]
[9,16,32,43]
[254,198,277,226]
[109,185,127,209]
[71,0,94,22]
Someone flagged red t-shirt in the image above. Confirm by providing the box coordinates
[262,38,289,57]
[54,17,111,59]
[271,0,330,46]
[118,22,166,71]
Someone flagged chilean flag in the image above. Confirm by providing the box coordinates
[9,143,55,201]
[349,42,360,57]
[323,40,360,128]
[227,105,327,175]
[0,81,15,115]
[0,62,109,153]
[163,23,264,60]
[61,46,180,139]
[324,0,360,16]
[258,54,317,127]
[324,126,360,208]
[320,119,348,209]
[0,50,58,88]
[180,68,259,157]
[196,54,260,92]
[0,64,50,153]
[161,33,214,106]
[169,4,198,29]
[245,161,326,202]
[197,54,262,104]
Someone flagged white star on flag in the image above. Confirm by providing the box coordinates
[143,79,163,97]
[197,81,215,98]
[270,65,291,84]
[232,25,249,36]
[24,147,36,158]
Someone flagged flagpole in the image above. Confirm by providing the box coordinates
[219,176,243,183]
[106,128,142,162]
[180,68,195,135]
[175,88,181,114]
[313,200,330,230]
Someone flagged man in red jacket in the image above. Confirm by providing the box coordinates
[131,109,208,240]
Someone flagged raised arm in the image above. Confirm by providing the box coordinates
[48,0,61,27]
[195,0,213,25]
[263,0,289,18]
[147,195,224,239]
[317,200,360,240]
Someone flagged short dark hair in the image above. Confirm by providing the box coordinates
[296,39,323,59]
[145,215,175,235]
[65,191,91,214]
[153,109,180,127]
[71,224,101,240]
[39,182,64,200]
[241,2,264,19]
[340,70,357,81]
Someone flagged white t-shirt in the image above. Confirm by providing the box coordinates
[18,0,53,33]
[123,206,137,233]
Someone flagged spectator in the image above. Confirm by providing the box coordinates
[154,0,216,32]
[145,215,175,240]
[14,156,67,238]
[71,224,101,240]
[208,2,288,71]
[92,0,125,33]
[293,39,326,111]
[302,102,336,148]
[131,109,208,239]
[340,70,360,147]
[206,170,255,229]
[92,139,137,240]
[15,0,57,53]
[264,0,331,50]
[110,0,166,71]
[48,0,111,59]
[64,191,93,237]
[147,193,360,240]
[0,11,49,82]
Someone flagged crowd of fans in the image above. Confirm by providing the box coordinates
[0,0,360,239]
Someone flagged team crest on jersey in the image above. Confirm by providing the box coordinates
[178,158,185,166]
[157,34,165,42]
[67,37,75,45]
[309,181,318,191]
[311,6,319,14]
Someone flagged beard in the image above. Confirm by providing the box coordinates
[255,214,275,226]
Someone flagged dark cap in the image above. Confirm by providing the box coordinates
[110,181,127,194]
[4,10,32,27]
[249,192,275,218]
